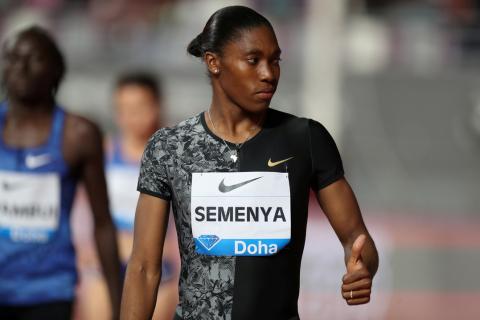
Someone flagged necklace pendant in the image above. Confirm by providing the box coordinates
[230,152,238,163]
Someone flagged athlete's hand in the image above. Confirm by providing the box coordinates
[341,234,372,305]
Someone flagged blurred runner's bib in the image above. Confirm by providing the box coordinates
[106,166,139,230]
[0,171,60,243]
[191,171,291,256]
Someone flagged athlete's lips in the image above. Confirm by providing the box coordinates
[255,87,276,100]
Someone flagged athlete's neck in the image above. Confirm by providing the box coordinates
[207,105,265,144]
[208,95,266,141]
[6,96,55,122]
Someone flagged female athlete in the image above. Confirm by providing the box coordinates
[120,6,378,320]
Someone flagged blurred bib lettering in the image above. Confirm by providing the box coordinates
[0,171,60,242]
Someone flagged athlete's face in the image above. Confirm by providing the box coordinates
[2,34,60,101]
[114,84,160,140]
[215,26,281,113]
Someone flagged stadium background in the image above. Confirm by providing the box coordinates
[1,0,479,319]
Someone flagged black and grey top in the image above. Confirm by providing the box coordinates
[137,108,344,320]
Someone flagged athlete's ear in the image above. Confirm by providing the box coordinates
[205,51,220,76]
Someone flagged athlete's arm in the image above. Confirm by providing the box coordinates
[315,177,379,305]
[67,115,123,319]
[120,193,170,320]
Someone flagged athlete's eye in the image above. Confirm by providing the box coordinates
[30,54,46,63]
[247,57,259,65]
[272,57,282,66]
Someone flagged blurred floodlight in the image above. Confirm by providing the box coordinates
[344,16,390,74]
[401,21,444,74]
[1,7,52,44]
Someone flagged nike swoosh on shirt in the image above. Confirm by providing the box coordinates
[218,176,262,193]
[267,157,294,167]
[25,153,52,169]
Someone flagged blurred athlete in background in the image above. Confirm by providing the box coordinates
[75,72,178,320]
[108,72,178,320]
[0,26,122,319]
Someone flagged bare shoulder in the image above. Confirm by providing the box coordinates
[65,113,102,141]
[63,112,104,169]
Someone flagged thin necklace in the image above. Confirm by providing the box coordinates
[207,109,262,163]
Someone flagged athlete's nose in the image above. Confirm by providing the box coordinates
[10,54,29,74]
[258,61,276,83]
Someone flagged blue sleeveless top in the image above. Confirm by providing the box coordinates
[106,138,175,282]
[0,103,78,305]
[106,138,140,231]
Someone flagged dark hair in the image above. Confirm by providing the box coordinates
[115,71,162,99]
[15,26,66,93]
[187,5,273,58]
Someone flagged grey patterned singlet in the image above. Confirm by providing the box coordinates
[137,109,344,320]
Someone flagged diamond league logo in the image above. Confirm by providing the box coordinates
[198,235,221,251]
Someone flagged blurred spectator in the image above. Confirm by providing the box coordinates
[448,0,480,56]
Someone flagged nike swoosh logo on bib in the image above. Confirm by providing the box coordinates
[218,176,262,193]
[25,154,52,169]
[267,157,294,167]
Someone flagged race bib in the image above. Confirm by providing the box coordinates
[106,166,139,230]
[191,172,290,256]
[0,171,61,243]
